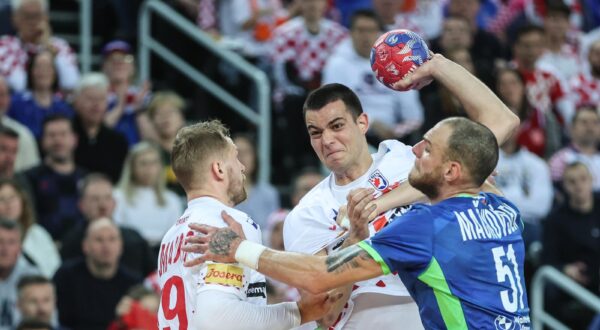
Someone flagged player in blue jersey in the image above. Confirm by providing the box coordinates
[182,54,530,329]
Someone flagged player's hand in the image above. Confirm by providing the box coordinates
[182,210,246,267]
[347,188,377,240]
[297,290,343,324]
[392,52,440,91]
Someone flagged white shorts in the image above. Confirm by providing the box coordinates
[341,293,423,329]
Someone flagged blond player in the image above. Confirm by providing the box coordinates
[157,120,336,329]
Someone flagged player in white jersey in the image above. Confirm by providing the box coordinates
[285,140,420,329]
[283,83,424,329]
[157,120,336,329]
[281,57,521,328]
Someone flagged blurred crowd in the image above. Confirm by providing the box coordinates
[0,0,599,329]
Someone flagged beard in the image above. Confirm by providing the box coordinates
[227,168,247,206]
[408,166,443,200]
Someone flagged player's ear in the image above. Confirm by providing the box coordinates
[356,112,369,134]
[444,161,461,183]
[212,161,225,180]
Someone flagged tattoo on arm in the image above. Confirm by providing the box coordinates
[326,245,374,273]
[209,228,240,256]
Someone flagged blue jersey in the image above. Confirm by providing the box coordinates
[359,192,531,330]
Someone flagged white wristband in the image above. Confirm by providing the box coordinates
[234,240,267,270]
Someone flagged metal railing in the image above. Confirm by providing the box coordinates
[531,266,600,329]
[79,0,92,73]
[138,0,272,184]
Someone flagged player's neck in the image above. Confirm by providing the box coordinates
[187,189,232,207]
[433,186,480,204]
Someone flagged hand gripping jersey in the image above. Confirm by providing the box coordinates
[360,193,531,330]
[157,197,266,329]
[283,140,416,328]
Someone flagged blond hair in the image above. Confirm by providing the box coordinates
[118,141,167,206]
[147,91,185,119]
[171,120,231,191]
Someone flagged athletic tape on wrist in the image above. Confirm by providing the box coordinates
[234,240,267,270]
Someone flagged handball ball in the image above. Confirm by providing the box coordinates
[370,29,430,91]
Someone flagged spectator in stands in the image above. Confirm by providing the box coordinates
[102,40,155,146]
[233,134,280,229]
[60,173,155,278]
[428,14,494,87]
[272,0,347,98]
[322,10,424,145]
[271,0,347,174]
[7,51,74,140]
[570,38,600,107]
[113,142,182,253]
[24,115,87,242]
[108,285,159,330]
[430,16,473,55]
[549,106,600,191]
[495,122,553,248]
[370,0,406,30]
[73,73,128,183]
[393,0,446,40]
[512,25,575,127]
[446,0,506,85]
[53,218,140,330]
[537,0,582,82]
[0,0,80,92]
[495,67,562,158]
[0,179,59,277]
[0,219,39,330]
[542,162,600,329]
[213,0,286,59]
[0,76,40,172]
[0,127,32,198]
[147,91,186,195]
[16,275,56,326]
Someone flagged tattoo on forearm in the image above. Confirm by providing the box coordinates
[209,229,239,256]
[326,245,373,273]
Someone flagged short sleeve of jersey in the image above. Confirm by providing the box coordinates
[283,203,339,254]
[360,205,433,275]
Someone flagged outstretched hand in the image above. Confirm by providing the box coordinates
[182,210,246,267]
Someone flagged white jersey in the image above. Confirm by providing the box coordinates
[158,197,266,329]
[284,140,416,329]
